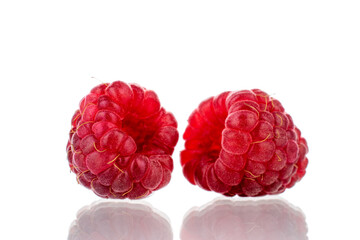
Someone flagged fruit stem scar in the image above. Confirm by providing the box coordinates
[113,163,124,173]
[271,98,275,109]
[91,76,109,86]
[244,103,260,117]
[275,114,283,126]
[135,190,149,199]
[109,186,116,197]
[71,164,80,171]
[256,94,271,111]
[264,97,268,111]
[70,144,75,151]
[93,142,107,153]
[107,154,121,164]
[77,170,89,183]
[251,133,271,144]
[122,183,134,196]
[70,144,81,154]
[90,178,97,190]
[76,121,94,131]
[244,177,256,181]
[275,153,282,161]
[81,102,96,115]
[244,170,260,178]
[70,164,79,173]
[72,113,81,125]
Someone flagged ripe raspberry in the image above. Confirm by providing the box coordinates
[68,201,173,240]
[181,89,308,197]
[66,81,179,199]
[181,198,307,239]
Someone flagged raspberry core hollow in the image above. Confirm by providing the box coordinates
[181,89,308,197]
[66,81,179,199]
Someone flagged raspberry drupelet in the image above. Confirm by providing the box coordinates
[181,89,308,197]
[66,81,179,199]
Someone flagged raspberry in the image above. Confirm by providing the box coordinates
[181,89,308,197]
[181,199,307,239]
[66,81,179,199]
[68,201,173,240]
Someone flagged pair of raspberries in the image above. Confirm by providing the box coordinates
[66,81,308,199]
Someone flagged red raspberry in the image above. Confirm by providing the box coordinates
[66,81,179,199]
[181,89,308,197]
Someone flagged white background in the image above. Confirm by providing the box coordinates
[1,0,360,239]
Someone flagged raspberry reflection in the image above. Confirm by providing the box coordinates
[181,198,307,240]
[68,201,172,240]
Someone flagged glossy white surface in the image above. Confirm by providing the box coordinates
[181,198,307,240]
[68,201,172,240]
[1,1,359,239]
